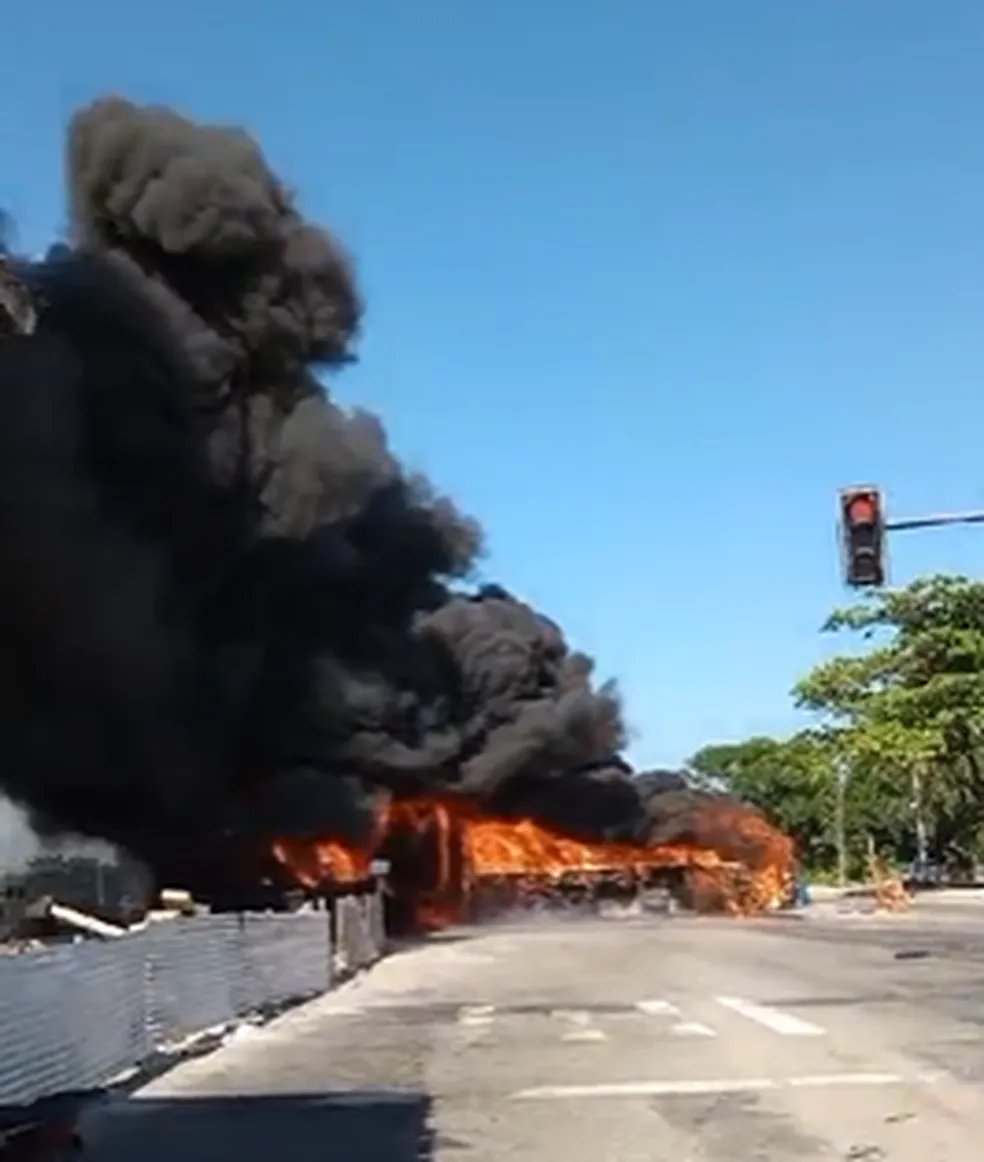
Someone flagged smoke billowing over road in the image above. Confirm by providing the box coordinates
[0,98,779,886]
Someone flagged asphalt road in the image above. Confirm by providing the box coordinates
[80,902,984,1161]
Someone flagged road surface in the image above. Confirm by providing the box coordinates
[82,904,984,1160]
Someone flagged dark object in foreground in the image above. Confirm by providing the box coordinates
[0,259,37,339]
[894,949,931,961]
[74,1093,435,1162]
[0,1092,100,1161]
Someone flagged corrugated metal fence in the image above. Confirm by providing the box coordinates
[0,892,386,1106]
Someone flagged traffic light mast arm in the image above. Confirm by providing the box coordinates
[885,508,984,532]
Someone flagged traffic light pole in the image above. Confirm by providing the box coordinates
[837,490,982,876]
[886,508,984,532]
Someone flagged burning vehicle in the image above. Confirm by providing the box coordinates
[0,98,794,925]
[271,791,794,929]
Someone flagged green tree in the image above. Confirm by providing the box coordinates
[794,575,984,874]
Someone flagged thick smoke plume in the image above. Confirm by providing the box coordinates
[0,98,770,884]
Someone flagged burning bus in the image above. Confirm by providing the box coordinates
[269,793,795,931]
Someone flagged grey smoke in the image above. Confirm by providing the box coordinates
[0,797,117,874]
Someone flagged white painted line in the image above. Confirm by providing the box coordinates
[671,1021,716,1038]
[516,1078,774,1099]
[458,1005,495,1027]
[715,996,825,1037]
[561,1028,608,1043]
[635,999,680,1017]
[551,1009,607,1042]
[550,1009,592,1026]
[512,1072,924,1100]
[787,1073,905,1088]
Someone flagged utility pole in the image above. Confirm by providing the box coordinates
[835,758,849,888]
[910,763,930,877]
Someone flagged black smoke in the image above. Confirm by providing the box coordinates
[0,97,757,884]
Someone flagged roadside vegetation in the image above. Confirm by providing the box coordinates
[688,576,984,881]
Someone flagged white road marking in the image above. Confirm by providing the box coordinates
[670,1021,716,1038]
[552,1009,607,1042]
[786,1073,909,1088]
[636,999,713,1035]
[550,1009,592,1026]
[458,1005,495,1027]
[715,995,825,1037]
[561,1028,608,1043]
[512,1072,927,1100]
[635,999,680,1017]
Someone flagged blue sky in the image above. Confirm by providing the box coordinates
[5,1,984,768]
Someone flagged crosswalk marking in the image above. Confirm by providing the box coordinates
[550,1009,592,1025]
[552,1009,608,1042]
[458,1004,496,1027]
[561,1028,608,1042]
[453,998,826,1041]
[715,995,825,1037]
[635,999,680,1017]
[635,999,716,1038]
[670,1021,715,1038]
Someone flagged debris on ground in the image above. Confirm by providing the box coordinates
[869,854,911,913]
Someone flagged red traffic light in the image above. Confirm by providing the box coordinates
[846,494,878,525]
[839,486,886,587]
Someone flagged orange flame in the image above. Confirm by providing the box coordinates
[270,837,372,888]
[271,794,795,922]
[464,815,722,879]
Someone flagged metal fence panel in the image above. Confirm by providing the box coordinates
[240,911,332,1008]
[0,936,149,1104]
[0,894,372,1105]
[61,935,150,1081]
[143,915,243,1046]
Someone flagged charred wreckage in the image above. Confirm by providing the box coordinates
[0,98,794,931]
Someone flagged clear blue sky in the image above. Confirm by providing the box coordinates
[5,1,984,769]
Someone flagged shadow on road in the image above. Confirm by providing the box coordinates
[77,1091,435,1161]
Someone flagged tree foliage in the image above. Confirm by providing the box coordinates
[691,576,984,876]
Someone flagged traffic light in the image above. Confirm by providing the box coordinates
[839,486,886,587]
